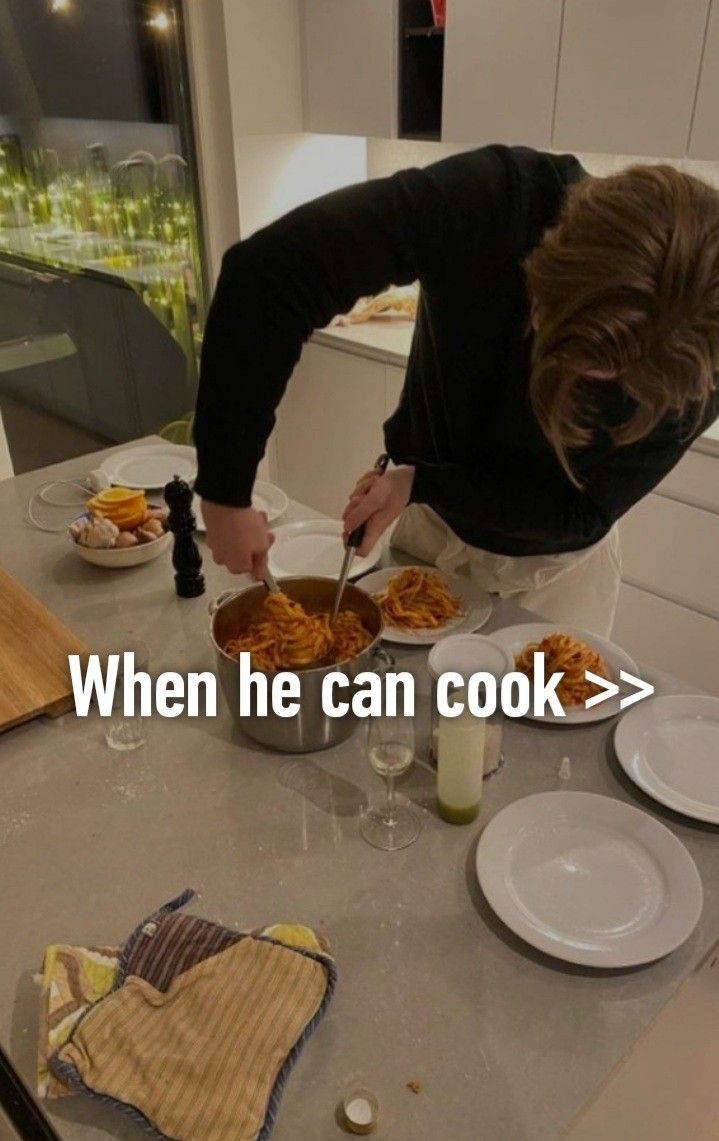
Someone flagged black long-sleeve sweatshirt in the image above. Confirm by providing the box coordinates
[194,144,718,557]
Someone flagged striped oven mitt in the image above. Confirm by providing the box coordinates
[50,891,336,1141]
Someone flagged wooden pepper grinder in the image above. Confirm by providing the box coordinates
[164,475,205,598]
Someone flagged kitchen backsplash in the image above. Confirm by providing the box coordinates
[366,137,719,190]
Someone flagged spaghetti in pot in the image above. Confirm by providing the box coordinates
[223,592,372,671]
[514,632,609,707]
[374,567,464,631]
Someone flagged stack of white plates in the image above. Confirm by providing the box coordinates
[100,443,197,489]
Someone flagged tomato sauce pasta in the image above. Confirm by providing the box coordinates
[514,632,609,707]
[223,592,372,671]
[374,568,463,631]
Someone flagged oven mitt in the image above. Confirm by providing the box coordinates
[36,942,120,1099]
[49,892,336,1141]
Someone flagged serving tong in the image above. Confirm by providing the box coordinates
[263,567,281,595]
[331,453,390,621]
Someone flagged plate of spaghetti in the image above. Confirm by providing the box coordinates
[357,565,492,645]
[490,622,639,723]
[222,591,374,671]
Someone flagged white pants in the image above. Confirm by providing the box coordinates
[391,504,622,638]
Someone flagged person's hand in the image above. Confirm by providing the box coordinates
[342,465,415,556]
[200,501,275,579]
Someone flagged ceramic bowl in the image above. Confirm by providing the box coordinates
[69,511,171,568]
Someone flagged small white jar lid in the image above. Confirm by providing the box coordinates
[428,633,512,681]
[341,1088,379,1134]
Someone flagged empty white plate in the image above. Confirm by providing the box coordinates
[615,695,719,824]
[489,622,639,724]
[193,481,288,532]
[355,565,492,645]
[476,792,702,968]
[100,444,197,490]
[269,519,381,579]
[252,480,289,523]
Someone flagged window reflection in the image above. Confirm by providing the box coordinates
[0,0,205,470]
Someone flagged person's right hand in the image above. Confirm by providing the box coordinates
[342,464,415,556]
[200,501,274,580]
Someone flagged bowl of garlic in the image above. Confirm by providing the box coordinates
[68,487,172,568]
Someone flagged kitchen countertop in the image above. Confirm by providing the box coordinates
[314,320,415,369]
[1,439,718,1141]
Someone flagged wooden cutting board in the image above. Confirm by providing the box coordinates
[0,566,87,732]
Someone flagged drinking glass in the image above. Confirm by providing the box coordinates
[360,713,421,851]
[100,638,150,752]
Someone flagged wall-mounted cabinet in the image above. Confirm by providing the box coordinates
[300,0,719,161]
[301,0,397,137]
[553,0,710,157]
[222,0,303,137]
[300,0,447,142]
[689,0,719,158]
[442,0,562,148]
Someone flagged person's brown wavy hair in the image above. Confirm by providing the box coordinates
[524,164,719,486]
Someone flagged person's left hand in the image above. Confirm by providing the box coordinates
[342,465,415,555]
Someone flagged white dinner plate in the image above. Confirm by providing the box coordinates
[100,444,197,490]
[476,792,703,968]
[192,481,288,532]
[614,695,719,824]
[489,622,640,724]
[268,519,382,580]
[355,565,492,645]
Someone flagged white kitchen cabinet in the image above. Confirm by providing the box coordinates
[301,0,397,137]
[222,0,302,135]
[615,448,719,695]
[656,447,719,514]
[689,0,719,158]
[385,363,405,418]
[553,0,709,157]
[614,583,719,697]
[619,495,719,618]
[275,343,388,517]
[442,0,562,147]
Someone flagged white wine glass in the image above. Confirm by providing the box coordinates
[360,713,421,851]
[96,637,150,752]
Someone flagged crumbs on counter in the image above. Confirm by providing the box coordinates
[406,1080,422,1095]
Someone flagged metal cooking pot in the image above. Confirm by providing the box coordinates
[210,575,388,753]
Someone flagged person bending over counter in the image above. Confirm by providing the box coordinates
[193,145,719,636]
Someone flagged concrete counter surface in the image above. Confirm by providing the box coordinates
[0,441,717,1141]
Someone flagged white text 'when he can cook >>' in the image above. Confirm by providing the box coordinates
[67,652,654,720]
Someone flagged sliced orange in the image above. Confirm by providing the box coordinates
[87,486,145,513]
[112,510,147,532]
[88,487,149,531]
